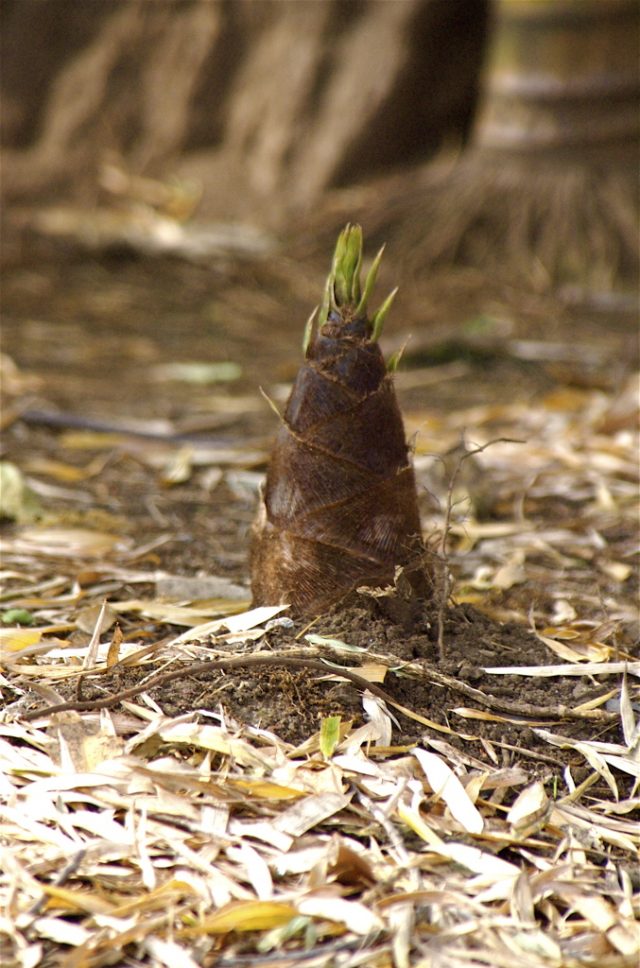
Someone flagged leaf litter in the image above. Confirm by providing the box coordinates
[1,252,639,966]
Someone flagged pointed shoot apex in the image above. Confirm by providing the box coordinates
[356,244,385,317]
[371,287,398,342]
[333,224,362,306]
[318,224,397,340]
[386,336,410,373]
[302,306,318,356]
[320,226,354,324]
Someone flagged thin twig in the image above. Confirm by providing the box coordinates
[19,655,403,723]
[18,649,616,726]
[26,849,86,920]
[388,661,616,723]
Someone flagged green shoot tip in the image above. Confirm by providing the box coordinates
[302,306,318,356]
[317,224,396,340]
[371,287,398,342]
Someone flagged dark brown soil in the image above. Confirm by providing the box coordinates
[47,596,626,794]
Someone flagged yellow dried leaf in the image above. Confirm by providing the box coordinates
[362,694,393,746]
[452,707,505,723]
[357,662,388,683]
[385,699,461,735]
[535,630,611,663]
[541,387,592,412]
[573,688,618,712]
[153,361,241,384]
[60,431,129,449]
[230,779,304,800]
[537,634,590,662]
[508,929,562,962]
[52,712,123,771]
[453,707,550,727]
[31,917,90,947]
[24,457,97,483]
[558,891,640,956]
[397,802,443,847]
[540,625,616,662]
[451,591,488,605]
[106,625,123,667]
[0,627,42,652]
[42,884,116,915]
[328,838,375,887]
[112,879,197,918]
[190,900,297,934]
[484,660,640,678]
[7,660,79,679]
[541,626,580,640]
[82,731,124,770]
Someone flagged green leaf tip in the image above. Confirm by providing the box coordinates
[333,224,362,307]
[302,306,318,356]
[371,286,398,342]
[356,244,384,316]
[317,224,397,339]
[386,335,409,374]
[319,715,341,759]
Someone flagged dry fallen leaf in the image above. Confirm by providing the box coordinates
[414,747,484,834]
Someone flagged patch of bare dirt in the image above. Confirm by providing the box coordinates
[44,598,625,793]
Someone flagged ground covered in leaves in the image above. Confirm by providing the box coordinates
[1,232,639,967]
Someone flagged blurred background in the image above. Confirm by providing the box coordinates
[2,0,488,226]
[1,0,639,588]
[2,0,638,288]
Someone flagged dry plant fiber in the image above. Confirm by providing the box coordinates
[251,224,425,615]
[379,0,640,292]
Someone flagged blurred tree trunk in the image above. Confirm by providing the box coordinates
[1,0,489,228]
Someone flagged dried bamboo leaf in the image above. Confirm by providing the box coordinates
[414,748,484,835]
[182,900,297,935]
[272,792,353,838]
[0,627,42,652]
[225,842,273,900]
[486,661,640,678]
[29,917,91,946]
[145,938,202,968]
[167,604,287,645]
[507,781,550,831]
[619,672,639,747]
[297,893,384,934]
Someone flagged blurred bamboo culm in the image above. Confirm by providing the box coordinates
[381,0,640,293]
[476,0,639,162]
[251,225,426,616]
